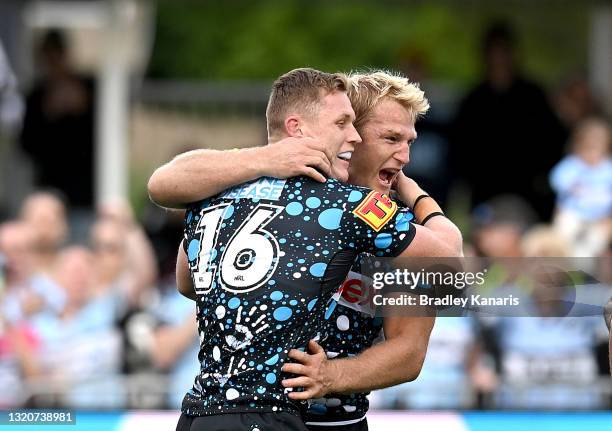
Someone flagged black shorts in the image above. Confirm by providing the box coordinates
[176,412,308,431]
[306,418,368,431]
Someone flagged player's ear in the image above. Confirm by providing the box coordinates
[285,115,304,137]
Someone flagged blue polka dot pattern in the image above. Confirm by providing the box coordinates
[181,176,416,417]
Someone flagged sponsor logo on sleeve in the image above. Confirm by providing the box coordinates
[352,191,398,231]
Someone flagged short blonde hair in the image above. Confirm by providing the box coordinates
[266,68,348,139]
[345,70,429,131]
[521,225,571,257]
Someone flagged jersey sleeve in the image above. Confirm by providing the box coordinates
[339,187,416,257]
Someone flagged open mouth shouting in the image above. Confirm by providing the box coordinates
[378,167,400,190]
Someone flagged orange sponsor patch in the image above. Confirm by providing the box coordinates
[352,191,398,231]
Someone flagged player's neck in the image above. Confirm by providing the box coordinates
[267,134,285,145]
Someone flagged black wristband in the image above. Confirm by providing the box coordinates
[412,194,430,211]
[421,211,445,225]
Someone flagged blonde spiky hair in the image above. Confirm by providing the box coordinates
[344,70,429,131]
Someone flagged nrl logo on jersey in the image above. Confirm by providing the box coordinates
[332,271,376,316]
[221,177,287,201]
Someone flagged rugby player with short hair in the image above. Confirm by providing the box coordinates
[281,71,446,430]
[149,68,462,431]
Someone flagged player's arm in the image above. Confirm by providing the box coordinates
[282,310,435,398]
[176,240,197,301]
[394,173,463,258]
[148,138,333,209]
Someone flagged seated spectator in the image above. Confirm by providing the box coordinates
[30,247,124,408]
[550,118,612,257]
[19,191,68,275]
[0,220,63,407]
[489,226,609,409]
[553,75,602,129]
[0,221,64,323]
[92,200,158,312]
[0,319,39,407]
[471,195,537,258]
[0,223,41,407]
[370,316,496,409]
[149,283,199,409]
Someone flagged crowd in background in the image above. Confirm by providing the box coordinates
[0,23,611,411]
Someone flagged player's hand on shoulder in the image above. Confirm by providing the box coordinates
[263,137,332,183]
[392,171,425,208]
[281,339,337,399]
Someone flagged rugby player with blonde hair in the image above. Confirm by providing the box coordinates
[149,69,461,430]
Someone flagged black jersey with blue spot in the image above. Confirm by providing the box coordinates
[301,208,416,425]
[181,176,416,417]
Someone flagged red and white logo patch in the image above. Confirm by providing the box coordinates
[332,271,376,316]
[352,191,398,232]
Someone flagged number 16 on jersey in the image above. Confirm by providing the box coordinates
[190,203,283,295]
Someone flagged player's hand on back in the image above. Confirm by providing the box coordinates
[261,137,333,183]
[281,339,338,399]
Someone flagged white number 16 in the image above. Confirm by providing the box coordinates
[190,203,283,294]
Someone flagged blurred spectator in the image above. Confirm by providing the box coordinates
[398,48,453,206]
[598,239,612,286]
[143,145,195,282]
[143,205,184,283]
[471,195,537,258]
[150,286,198,409]
[370,316,496,409]
[0,37,22,136]
[91,201,160,393]
[0,319,39,407]
[550,118,612,257]
[19,191,68,275]
[486,226,609,409]
[0,222,40,407]
[520,225,572,258]
[19,30,95,210]
[30,247,124,408]
[92,200,158,311]
[554,74,603,129]
[0,221,64,324]
[453,21,567,221]
[0,37,25,218]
